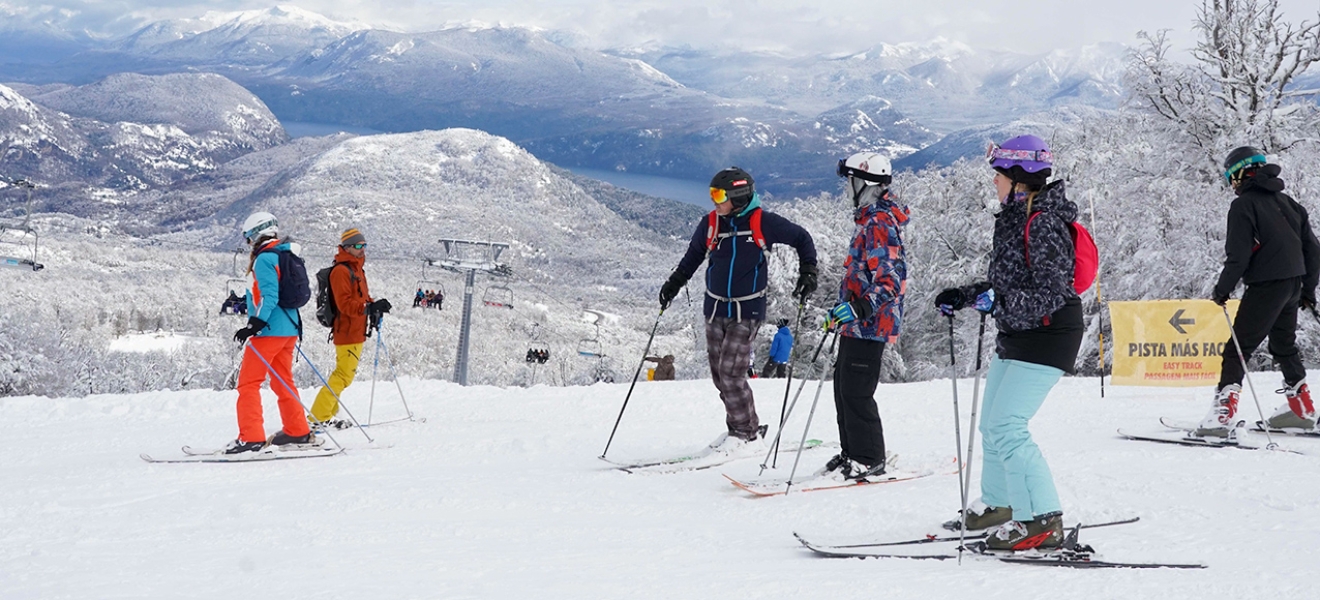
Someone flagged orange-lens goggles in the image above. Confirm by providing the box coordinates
[709,187,729,204]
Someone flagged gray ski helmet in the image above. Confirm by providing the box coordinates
[1223,146,1267,182]
[710,167,755,210]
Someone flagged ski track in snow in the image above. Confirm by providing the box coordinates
[2,372,1318,598]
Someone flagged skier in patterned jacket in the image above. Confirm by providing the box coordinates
[820,152,909,480]
[659,167,818,454]
[935,135,1083,551]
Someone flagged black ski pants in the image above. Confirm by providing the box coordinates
[833,335,886,466]
[1219,276,1307,390]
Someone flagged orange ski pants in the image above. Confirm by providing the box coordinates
[236,336,311,443]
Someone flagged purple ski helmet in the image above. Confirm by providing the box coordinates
[986,135,1053,173]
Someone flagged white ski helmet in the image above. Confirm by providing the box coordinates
[838,151,892,206]
[838,152,892,186]
[242,211,279,243]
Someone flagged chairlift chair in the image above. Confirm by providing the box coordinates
[415,259,447,309]
[482,284,514,309]
[0,178,43,272]
[576,338,603,358]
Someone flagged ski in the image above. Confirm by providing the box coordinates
[602,439,831,474]
[144,445,343,463]
[1119,428,1266,451]
[1163,416,1320,439]
[796,517,1140,550]
[798,531,1203,569]
[1252,420,1320,437]
[727,457,957,497]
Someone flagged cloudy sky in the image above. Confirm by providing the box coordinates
[13,0,1320,55]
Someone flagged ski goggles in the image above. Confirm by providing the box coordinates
[243,219,277,242]
[1224,154,1267,181]
[710,184,752,205]
[836,158,891,183]
[986,143,1052,165]
[346,243,367,250]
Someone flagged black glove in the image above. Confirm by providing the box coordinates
[1213,290,1230,307]
[659,272,687,309]
[934,287,967,312]
[369,298,393,316]
[234,317,267,344]
[793,263,819,299]
[1301,291,1316,312]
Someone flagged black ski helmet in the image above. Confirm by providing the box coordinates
[710,167,755,211]
[1223,146,1267,182]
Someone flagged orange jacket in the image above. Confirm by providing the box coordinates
[330,248,372,345]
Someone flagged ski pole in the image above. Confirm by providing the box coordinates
[770,297,808,467]
[294,343,374,444]
[1222,305,1278,450]
[785,330,839,495]
[959,311,988,562]
[369,319,382,424]
[600,307,665,459]
[242,341,343,449]
[375,315,415,420]
[942,312,967,564]
[759,319,833,475]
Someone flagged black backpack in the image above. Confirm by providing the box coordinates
[259,246,311,309]
[315,263,345,328]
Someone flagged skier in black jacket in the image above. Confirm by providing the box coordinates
[659,167,818,454]
[1195,147,1320,439]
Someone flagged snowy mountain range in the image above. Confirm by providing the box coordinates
[0,5,1132,193]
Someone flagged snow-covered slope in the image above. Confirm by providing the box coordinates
[2,373,1315,597]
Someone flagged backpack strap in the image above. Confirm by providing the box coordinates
[1024,211,1042,268]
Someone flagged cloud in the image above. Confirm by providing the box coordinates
[9,0,1320,55]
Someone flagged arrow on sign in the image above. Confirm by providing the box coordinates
[1169,309,1195,334]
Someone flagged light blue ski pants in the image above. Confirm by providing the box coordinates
[979,357,1063,521]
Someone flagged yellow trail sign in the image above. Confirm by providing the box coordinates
[1108,299,1240,387]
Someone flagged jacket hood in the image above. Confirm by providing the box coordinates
[856,190,910,227]
[1239,163,1285,194]
[335,246,364,267]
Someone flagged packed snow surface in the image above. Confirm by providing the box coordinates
[3,371,1318,598]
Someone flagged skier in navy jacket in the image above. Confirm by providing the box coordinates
[659,167,818,454]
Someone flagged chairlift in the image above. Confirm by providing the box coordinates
[576,338,603,358]
[482,284,514,309]
[218,248,248,316]
[414,259,446,309]
[0,178,43,272]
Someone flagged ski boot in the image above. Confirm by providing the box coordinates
[986,512,1064,551]
[1266,379,1317,431]
[269,430,320,447]
[1192,384,1243,442]
[816,452,850,477]
[224,439,267,454]
[942,502,1013,532]
[843,458,886,481]
[708,425,767,455]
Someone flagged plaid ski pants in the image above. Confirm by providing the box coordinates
[706,316,763,439]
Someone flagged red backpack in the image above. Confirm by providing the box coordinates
[1025,212,1099,294]
[704,208,768,254]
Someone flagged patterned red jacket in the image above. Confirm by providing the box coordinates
[837,192,909,342]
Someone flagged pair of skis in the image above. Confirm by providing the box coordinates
[141,443,342,463]
[723,456,957,497]
[796,517,1204,569]
[1118,417,1315,452]
[600,439,833,474]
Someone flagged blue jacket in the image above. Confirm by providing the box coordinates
[672,197,817,322]
[768,325,793,363]
[245,239,302,338]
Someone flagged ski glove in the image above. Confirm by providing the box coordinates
[935,282,993,315]
[659,272,687,309]
[1302,290,1317,312]
[234,317,267,344]
[967,282,994,313]
[826,300,872,329]
[1212,290,1230,307]
[369,298,393,316]
[793,263,819,299]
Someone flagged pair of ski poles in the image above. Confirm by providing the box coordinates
[238,314,416,447]
[944,308,989,564]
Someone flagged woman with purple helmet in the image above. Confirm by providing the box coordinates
[933,134,1085,551]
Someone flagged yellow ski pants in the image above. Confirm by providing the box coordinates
[310,343,363,423]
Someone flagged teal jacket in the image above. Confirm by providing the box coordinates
[245,239,302,338]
